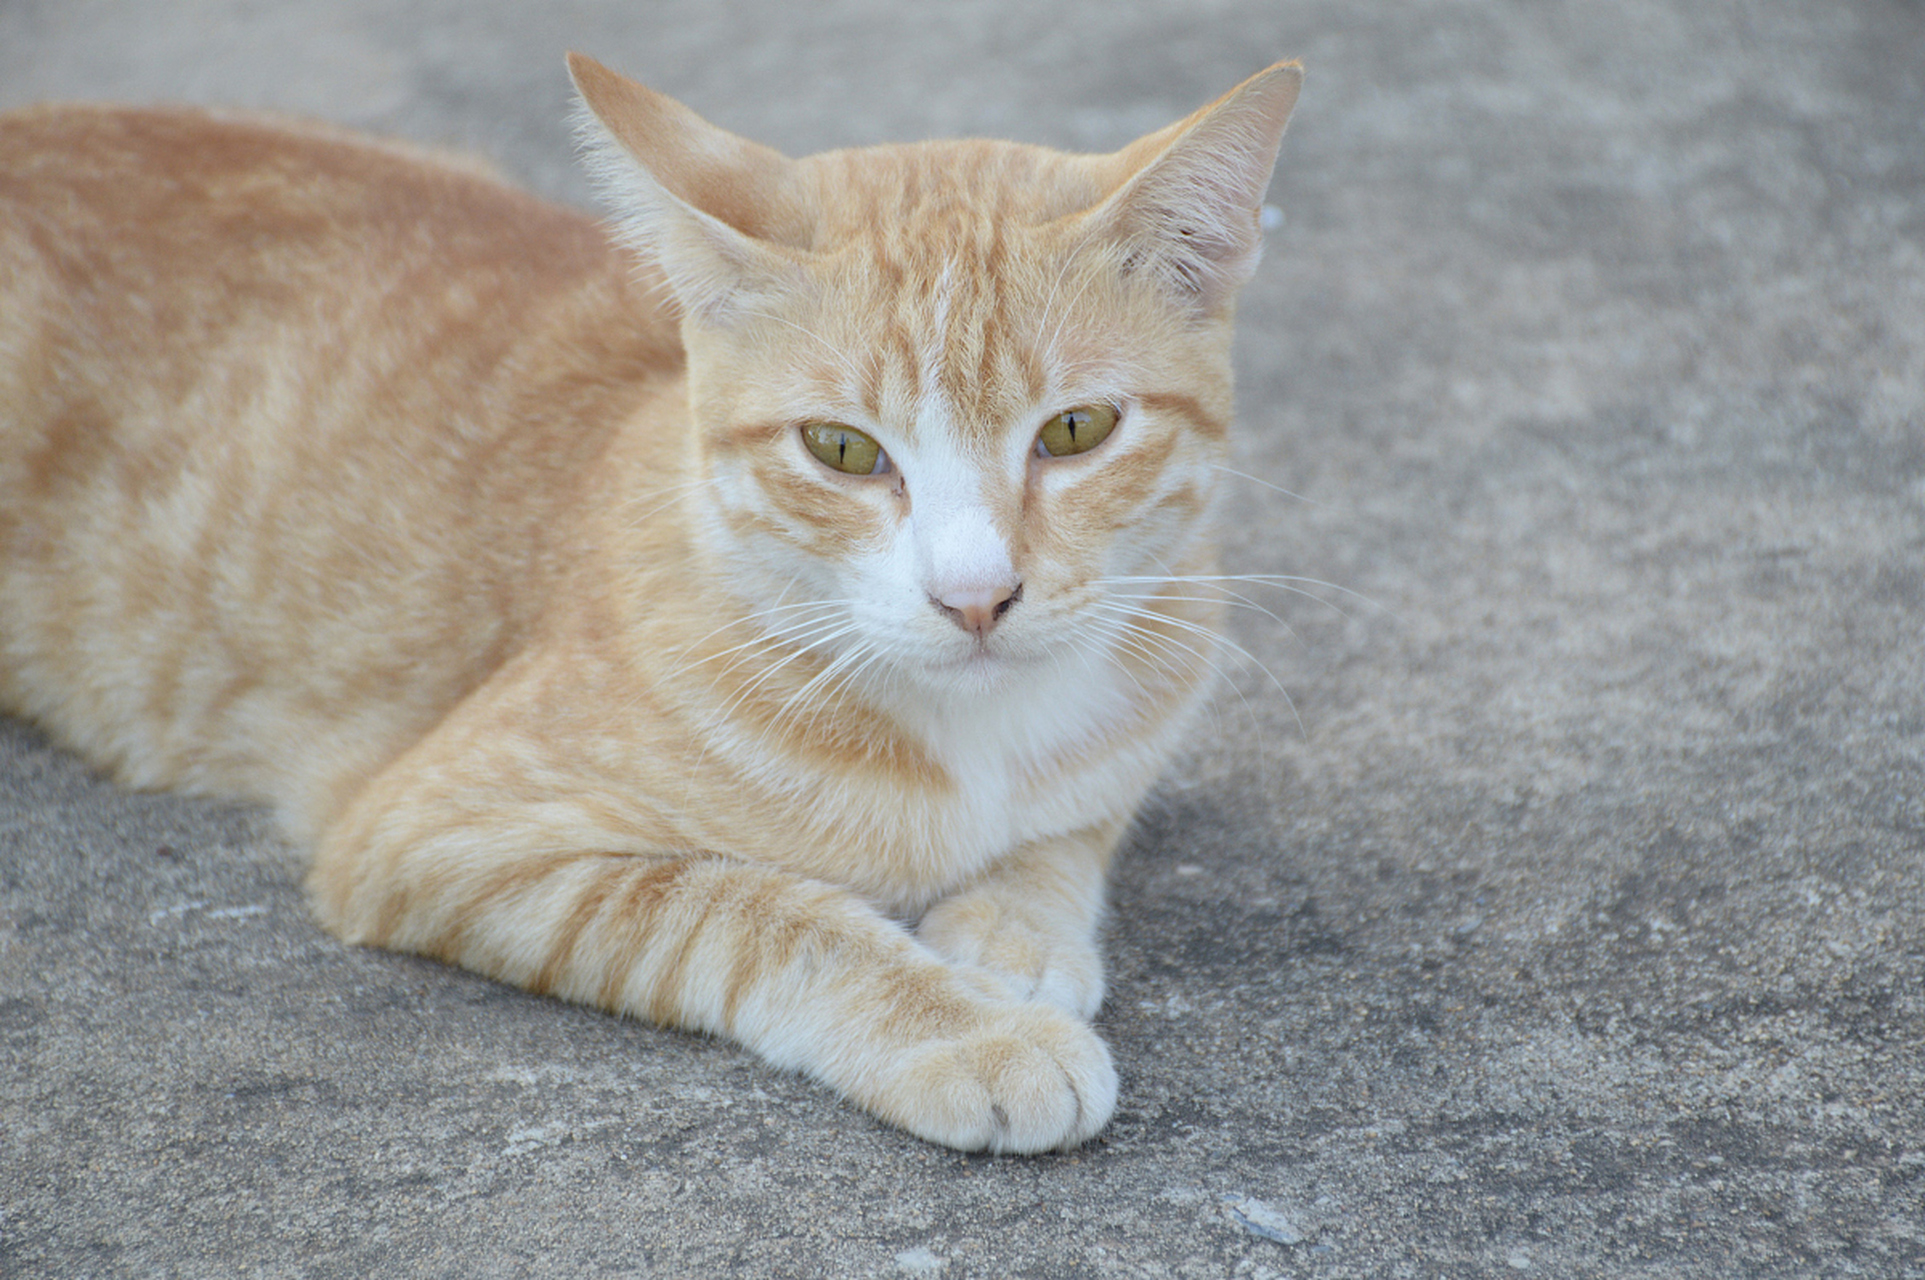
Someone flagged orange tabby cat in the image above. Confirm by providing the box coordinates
[0,53,1300,1151]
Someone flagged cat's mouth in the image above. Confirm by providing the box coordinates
[943,642,1004,670]
[921,630,1063,688]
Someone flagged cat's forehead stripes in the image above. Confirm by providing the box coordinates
[806,143,1090,446]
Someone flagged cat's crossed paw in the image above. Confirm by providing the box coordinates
[871,1002,1117,1154]
[917,895,1106,1021]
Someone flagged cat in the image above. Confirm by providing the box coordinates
[0,52,1301,1153]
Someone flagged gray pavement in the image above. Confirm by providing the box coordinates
[3,1,1923,1276]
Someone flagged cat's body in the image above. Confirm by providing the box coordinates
[0,56,1300,1151]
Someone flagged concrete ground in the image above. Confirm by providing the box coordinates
[3,1,1922,1275]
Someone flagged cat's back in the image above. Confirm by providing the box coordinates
[0,102,641,371]
[0,100,684,453]
[0,103,680,824]
[0,101,604,272]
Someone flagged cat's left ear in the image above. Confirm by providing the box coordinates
[1087,61,1304,317]
[568,53,808,323]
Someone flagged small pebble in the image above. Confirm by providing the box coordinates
[894,1246,946,1273]
[1224,1195,1303,1245]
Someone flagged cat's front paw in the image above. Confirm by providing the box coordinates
[871,1003,1117,1154]
[917,895,1106,1020]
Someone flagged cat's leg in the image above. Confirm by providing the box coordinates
[914,823,1122,1021]
[309,778,1115,1153]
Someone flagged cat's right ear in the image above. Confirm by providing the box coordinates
[568,53,808,324]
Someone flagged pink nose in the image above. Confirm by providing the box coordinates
[935,582,1022,638]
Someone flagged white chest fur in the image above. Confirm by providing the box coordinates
[856,643,1193,913]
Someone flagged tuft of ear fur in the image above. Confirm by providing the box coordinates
[567,52,809,323]
[1088,61,1303,317]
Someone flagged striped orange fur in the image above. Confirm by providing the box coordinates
[0,54,1301,1152]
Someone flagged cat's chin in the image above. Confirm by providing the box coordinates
[914,646,1029,694]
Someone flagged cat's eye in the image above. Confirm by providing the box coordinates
[801,422,890,476]
[1035,404,1119,458]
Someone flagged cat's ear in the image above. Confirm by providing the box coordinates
[568,53,807,323]
[1085,61,1303,317]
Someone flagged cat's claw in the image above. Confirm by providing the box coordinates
[867,1003,1117,1153]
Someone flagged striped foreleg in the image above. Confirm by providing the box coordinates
[312,835,1116,1152]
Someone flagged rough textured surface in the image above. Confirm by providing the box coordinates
[3,2,1921,1276]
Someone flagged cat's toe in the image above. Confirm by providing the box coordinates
[874,1005,1117,1153]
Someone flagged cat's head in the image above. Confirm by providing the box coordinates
[571,55,1299,696]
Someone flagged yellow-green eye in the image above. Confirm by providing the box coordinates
[1035,404,1119,458]
[801,422,888,476]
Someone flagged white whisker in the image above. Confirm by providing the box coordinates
[675,615,871,810]
[1088,596,1305,740]
[791,638,885,745]
[753,634,879,762]
[1207,463,1319,507]
[1117,589,1305,648]
[715,619,866,722]
[1096,572,1391,623]
[685,601,856,678]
